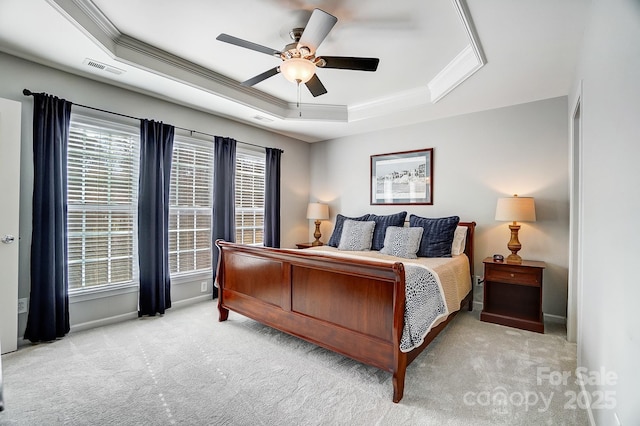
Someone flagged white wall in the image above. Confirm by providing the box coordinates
[570,0,640,424]
[0,52,311,340]
[310,97,570,317]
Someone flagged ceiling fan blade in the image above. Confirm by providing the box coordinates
[216,33,281,57]
[297,9,338,55]
[305,74,327,97]
[317,56,380,71]
[241,67,280,86]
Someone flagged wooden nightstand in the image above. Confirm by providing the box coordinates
[296,242,322,249]
[480,257,545,333]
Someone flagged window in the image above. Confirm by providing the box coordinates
[66,115,265,290]
[235,151,266,245]
[67,116,139,291]
[169,138,214,275]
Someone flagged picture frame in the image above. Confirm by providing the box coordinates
[370,148,433,205]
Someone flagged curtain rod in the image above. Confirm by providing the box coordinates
[22,89,282,153]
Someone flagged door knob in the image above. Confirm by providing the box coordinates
[1,234,15,244]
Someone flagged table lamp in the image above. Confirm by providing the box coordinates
[495,194,536,264]
[306,203,329,246]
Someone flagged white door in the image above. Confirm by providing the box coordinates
[0,98,21,354]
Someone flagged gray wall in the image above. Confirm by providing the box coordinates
[0,52,311,340]
[310,97,570,317]
[570,0,640,424]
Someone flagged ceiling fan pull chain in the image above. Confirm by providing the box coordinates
[297,81,302,117]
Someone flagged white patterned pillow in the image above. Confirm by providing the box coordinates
[380,226,424,259]
[337,219,376,251]
[451,225,467,256]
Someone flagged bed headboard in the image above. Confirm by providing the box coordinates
[459,221,476,279]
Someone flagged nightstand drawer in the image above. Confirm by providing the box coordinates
[485,265,540,286]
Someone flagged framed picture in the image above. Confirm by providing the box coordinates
[370,148,433,205]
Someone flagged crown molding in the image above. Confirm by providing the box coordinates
[428,44,483,103]
[47,0,483,124]
[453,0,486,67]
[348,86,430,122]
[428,0,486,103]
[48,0,118,53]
[48,0,348,122]
[351,0,487,116]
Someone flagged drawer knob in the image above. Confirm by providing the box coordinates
[510,273,514,278]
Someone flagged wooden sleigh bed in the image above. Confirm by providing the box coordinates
[215,221,476,403]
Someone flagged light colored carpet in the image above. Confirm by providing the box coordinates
[0,300,589,425]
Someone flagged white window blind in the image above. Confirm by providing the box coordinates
[169,138,214,275]
[235,151,265,245]
[67,116,139,291]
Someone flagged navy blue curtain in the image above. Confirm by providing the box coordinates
[212,136,236,298]
[24,93,72,342]
[138,119,174,316]
[264,148,282,248]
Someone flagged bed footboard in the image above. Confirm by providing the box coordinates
[216,241,410,401]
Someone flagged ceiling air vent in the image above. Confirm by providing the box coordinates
[83,58,125,75]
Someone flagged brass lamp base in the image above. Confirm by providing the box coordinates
[506,222,523,264]
[506,253,523,264]
[312,220,323,246]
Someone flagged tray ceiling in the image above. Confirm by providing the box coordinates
[0,0,588,142]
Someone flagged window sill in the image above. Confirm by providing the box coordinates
[68,270,213,303]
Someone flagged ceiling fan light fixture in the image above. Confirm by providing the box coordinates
[217,8,377,97]
[280,58,316,83]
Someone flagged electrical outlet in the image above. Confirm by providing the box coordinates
[17,297,28,314]
[474,275,483,286]
[200,281,208,292]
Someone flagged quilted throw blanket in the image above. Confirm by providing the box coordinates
[400,263,449,352]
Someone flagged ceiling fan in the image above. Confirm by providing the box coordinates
[216,8,379,97]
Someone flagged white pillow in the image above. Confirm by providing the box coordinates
[338,220,376,251]
[380,226,424,259]
[451,225,467,256]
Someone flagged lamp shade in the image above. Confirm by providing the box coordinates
[280,58,316,83]
[306,203,329,220]
[495,195,536,222]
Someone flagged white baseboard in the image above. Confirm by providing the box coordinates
[69,294,212,334]
[172,294,212,308]
[70,311,139,333]
[471,301,567,324]
[543,313,566,324]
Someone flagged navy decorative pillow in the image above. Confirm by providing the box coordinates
[409,215,460,257]
[368,212,407,251]
[327,213,371,247]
